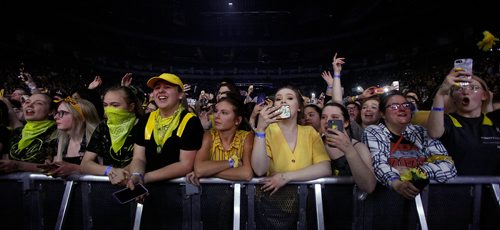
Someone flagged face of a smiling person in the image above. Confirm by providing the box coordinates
[22,94,52,121]
[361,99,381,127]
[382,95,412,128]
[152,81,183,113]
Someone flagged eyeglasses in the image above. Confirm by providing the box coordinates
[385,102,413,111]
[453,85,482,93]
[54,110,71,118]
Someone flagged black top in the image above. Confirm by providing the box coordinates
[86,119,140,168]
[440,112,500,175]
[9,125,58,163]
[135,110,204,172]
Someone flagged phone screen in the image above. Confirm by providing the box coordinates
[112,184,148,204]
[328,119,344,132]
[454,58,473,74]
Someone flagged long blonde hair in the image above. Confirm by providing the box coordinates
[56,99,100,161]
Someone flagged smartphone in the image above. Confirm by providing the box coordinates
[454,58,473,74]
[112,184,148,204]
[310,93,316,104]
[328,119,344,133]
[257,93,266,104]
[278,104,291,119]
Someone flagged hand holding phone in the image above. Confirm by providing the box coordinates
[327,119,344,148]
[113,184,149,204]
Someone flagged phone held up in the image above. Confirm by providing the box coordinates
[454,58,473,86]
[327,119,344,148]
[277,104,291,119]
[328,119,344,133]
[112,184,149,204]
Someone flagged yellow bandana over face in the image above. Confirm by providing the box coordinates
[153,106,184,149]
[105,107,136,153]
[19,120,56,150]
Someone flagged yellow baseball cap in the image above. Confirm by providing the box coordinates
[146,73,184,90]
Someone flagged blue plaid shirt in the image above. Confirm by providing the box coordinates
[363,123,457,187]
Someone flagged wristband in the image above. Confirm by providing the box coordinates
[327,85,333,89]
[255,132,266,139]
[228,158,235,168]
[431,107,444,112]
[333,73,341,79]
[103,165,112,176]
[131,172,145,183]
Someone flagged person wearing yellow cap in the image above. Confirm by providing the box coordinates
[126,73,204,227]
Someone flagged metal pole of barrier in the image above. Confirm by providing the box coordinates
[233,183,241,230]
[314,184,324,230]
[415,194,428,230]
[491,184,500,207]
[55,180,74,230]
[471,184,482,230]
[246,184,256,230]
[133,203,143,230]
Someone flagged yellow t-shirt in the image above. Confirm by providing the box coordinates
[210,129,250,161]
[265,123,330,175]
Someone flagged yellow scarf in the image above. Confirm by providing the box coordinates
[105,107,137,153]
[19,120,56,150]
[153,106,184,149]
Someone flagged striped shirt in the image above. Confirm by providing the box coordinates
[210,129,250,161]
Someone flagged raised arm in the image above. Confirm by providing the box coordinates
[427,68,471,138]
[251,103,280,176]
[331,53,345,104]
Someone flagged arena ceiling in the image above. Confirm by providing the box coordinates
[2,0,497,77]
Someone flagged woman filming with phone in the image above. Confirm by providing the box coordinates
[321,102,376,193]
[251,85,331,229]
[427,66,500,175]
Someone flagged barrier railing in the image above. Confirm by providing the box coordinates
[1,173,499,230]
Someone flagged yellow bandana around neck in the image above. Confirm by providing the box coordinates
[105,107,137,153]
[153,106,184,149]
[19,120,56,150]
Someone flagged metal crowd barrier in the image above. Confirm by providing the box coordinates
[0,173,499,230]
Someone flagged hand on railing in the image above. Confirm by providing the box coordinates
[261,173,290,196]
[185,171,200,186]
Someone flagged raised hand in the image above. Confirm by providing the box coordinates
[88,76,102,89]
[121,73,133,87]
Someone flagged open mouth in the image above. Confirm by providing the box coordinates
[25,109,35,116]
[157,96,167,101]
[461,97,470,106]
